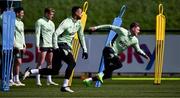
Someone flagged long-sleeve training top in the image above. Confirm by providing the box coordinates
[14,17,26,50]
[35,17,55,48]
[53,17,87,52]
[94,25,146,56]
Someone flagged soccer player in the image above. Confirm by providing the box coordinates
[13,7,26,86]
[23,6,88,93]
[83,22,150,86]
[35,7,58,86]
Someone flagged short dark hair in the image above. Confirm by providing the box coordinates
[14,7,24,14]
[72,6,81,15]
[44,7,55,14]
[130,22,140,29]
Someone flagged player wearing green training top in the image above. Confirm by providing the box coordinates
[23,6,88,93]
[13,7,26,86]
[83,22,150,86]
[35,7,58,86]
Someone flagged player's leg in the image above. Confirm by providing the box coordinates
[23,48,63,79]
[103,47,123,79]
[102,47,114,79]
[62,53,75,92]
[9,53,16,86]
[83,46,118,85]
[58,44,75,93]
[111,56,123,70]
[36,48,47,86]
[45,48,58,86]
[37,48,63,75]
[83,47,112,86]
[13,49,25,86]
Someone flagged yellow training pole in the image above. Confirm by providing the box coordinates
[68,1,88,86]
[154,4,166,85]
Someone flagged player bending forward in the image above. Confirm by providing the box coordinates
[83,22,150,86]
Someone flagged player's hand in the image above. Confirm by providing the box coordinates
[82,52,88,59]
[36,47,41,53]
[89,27,96,32]
[53,45,59,50]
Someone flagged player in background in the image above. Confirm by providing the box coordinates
[83,22,150,86]
[35,7,58,86]
[12,7,26,86]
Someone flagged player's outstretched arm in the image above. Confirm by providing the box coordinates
[133,40,150,62]
[89,25,124,35]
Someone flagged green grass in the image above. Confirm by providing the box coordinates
[0,78,180,98]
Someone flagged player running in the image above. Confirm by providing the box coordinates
[83,22,150,86]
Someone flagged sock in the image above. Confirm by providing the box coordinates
[31,69,39,74]
[14,75,20,82]
[13,76,16,82]
[15,75,20,81]
[86,78,92,81]
[36,74,41,84]
[62,79,69,87]
[47,75,52,82]
[11,73,13,80]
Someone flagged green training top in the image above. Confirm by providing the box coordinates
[53,17,87,52]
[94,25,146,56]
[14,17,26,50]
[35,17,55,48]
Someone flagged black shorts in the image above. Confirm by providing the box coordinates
[13,48,23,59]
[40,47,53,52]
[103,47,116,59]
[58,43,71,50]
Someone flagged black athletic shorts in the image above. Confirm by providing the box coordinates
[13,48,23,59]
[40,47,53,52]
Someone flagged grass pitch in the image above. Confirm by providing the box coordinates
[0,78,180,98]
